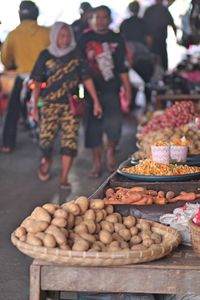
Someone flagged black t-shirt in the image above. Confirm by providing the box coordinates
[120,16,146,45]
[31,49,90,103]
[77,30,128,93]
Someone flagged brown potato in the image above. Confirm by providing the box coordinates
[15,226,26,239]
[114,223,126,233]
[26,233,43,246]
[90,199,105,210]
[51,217,67,228]
[84,209,96,221]
[43,233,57,248]
[59,244,71,250]
[74,216,83,226]
[54,209,68,219]
[96,223,101,234]
[83,219,96,234]
[120,241,129,249]
[112,232,124,242]
[107,246,121,252]
[72,239,90,251]
[151,233,162,244]
[45,225,67,245]
[43,203,59,215]
[60,228,69,238]
[130,226,139,236]
[106,214,118,224]
[22,219,49,234]
[105,205,114,215]
[123,216,137,228]
[79,232,96,244]
[113,213,122,223]
[31,207,51,223]
[93,241,106,251]
[142,238,154,248]
[118,229,131,241]
[99,230,113,245]
[130,235,142,245]
[75,196,89,214]
[131,244,147,250]
[95,210,104,223]
[74,223,88,234]
[139,220,151,231]
[109,241,120,248]
[66,203,81,216]
[66,213,75,229]
[101,221,114,233]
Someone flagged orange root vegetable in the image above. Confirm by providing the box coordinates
[168,192,197,203]
[121,193,143,203]
[144,190,158,196]
[129,187,146,192]
[132,197,149,205]
[153,197,167,205]
[104,199,122,205]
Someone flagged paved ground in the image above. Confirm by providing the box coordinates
[0,113,137,300]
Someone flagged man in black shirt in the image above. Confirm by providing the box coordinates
[72,2,93,41]
[78,5,131,178]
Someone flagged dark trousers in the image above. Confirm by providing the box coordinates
[2,76,23,149]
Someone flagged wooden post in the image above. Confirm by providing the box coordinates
[30,265,41,300]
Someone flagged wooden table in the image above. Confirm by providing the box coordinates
[155,94,200,110]
[30,246,200,300]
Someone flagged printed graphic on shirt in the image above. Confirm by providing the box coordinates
[85,41,118,81]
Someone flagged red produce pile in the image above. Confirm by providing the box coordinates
[140,101,197,135]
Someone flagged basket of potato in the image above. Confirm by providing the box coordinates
[11,197,181,266]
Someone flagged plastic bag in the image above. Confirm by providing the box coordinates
[160,203,200,246]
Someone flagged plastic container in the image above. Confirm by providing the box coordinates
[170,145,188,162]
[151,145,170,164]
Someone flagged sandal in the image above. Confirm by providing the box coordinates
[37,158,51,182]
[60,182,72,190]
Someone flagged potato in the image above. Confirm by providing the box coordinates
[66,203,81,216]
[90,199,105,210]
[95,210,104,223]
[79,232,96,244]
[60,244,71,250]
[130,226,139,236]
[43,203,59,215]
[75,196,89,214]
[101,221,114,233]
[151,233,162,244]
[123,216,136,228]
[54,209,68,219]
[26,234,43,246]
[74,223,88,234]
[43,233,56,248]
[72,239,90,251]
[109,241,120,248]
[89,245,101,252]
[118,229,131,242]
[105,205,114,215]
[19,235,26,242]
[15,226,26,239]
[74,216,83,226]
[22,219,49,234]
[96,223,101,234]
[60,228,69,238]
[131,244,147,250]
[130,235,142,245]
[35,232,46,240]
[142,238,154,248]
[66,213,75,229]
[84,209,96,221]
[83,220,96,234]
[140,230,152,240]
[113,213,122,223]
[31,207,51,223]
[106,214,118,224]
[120,241,129,249]
[45,225,67,245]
[51,217,67,228]
[107,246,121,252]
[93,241,106,251]
[139,220,151,231]
[114,222,125,233]
[99,230,113,245]
[112,232,124,242]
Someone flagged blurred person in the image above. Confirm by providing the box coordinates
[143,0,177,70]
[72,2,93,41]
[120,1,146,45]
[30,22,102,189]
[0,0,50,153]
[78,5,132,178]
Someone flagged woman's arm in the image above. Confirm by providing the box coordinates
[83,78,103,118]
[120,72,132,110]
[31,81,41,122]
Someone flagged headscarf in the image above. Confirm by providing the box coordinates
[48,22,76,57]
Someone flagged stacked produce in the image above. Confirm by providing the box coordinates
[140,101,197,135]
[135,121,200,159]
[103,186,200,205]
[13,197,166,252]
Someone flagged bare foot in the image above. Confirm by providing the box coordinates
[88,169,102,178]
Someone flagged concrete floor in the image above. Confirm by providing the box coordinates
[0,114,137,300]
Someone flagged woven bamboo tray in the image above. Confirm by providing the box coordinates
[11,220,181,266]
[188,219,200,257]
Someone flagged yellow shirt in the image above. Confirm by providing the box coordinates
[1,20,50,74]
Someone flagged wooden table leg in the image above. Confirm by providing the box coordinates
[30,265,41,300]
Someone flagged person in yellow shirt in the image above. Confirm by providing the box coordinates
[1,0,50,153]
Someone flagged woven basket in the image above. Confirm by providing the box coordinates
[11,220,181,266]
[188,219,200,257]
